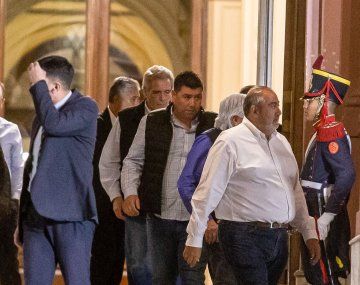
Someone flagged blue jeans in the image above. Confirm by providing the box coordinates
[207,242,237,285]
[218,220,288,285]
[125,216,152,285]
[147,217,208,285]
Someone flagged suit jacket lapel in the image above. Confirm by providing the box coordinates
[103,108,112,128]
[133,101,146,122]
[29,118,41,155]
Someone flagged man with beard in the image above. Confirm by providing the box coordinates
[184,86,321,285]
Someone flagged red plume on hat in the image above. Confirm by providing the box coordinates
[305,55,351,141]
[312,55,323,69]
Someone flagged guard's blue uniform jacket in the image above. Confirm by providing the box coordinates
[300,115,356,284]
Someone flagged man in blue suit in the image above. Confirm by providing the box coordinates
[15,56,99,285]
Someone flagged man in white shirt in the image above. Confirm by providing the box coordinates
[0,82,24,201]
[184,86,321,285]
[99,65,174,285]
[0,82,23,285]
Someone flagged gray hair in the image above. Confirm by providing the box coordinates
[109,76,140,103]
[243,87,267,116]
[214,93,246,130]
[142,65,174,93]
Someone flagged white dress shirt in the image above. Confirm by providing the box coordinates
[28,91,72,192]
[186,117,317,247]
[0,117,24,199]
[99,102,151,201]
[121,108,198,221]
[108,106,117,126]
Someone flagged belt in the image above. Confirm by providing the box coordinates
[301,180,322,189]
[244,221,289,229]
[301,180,334,203]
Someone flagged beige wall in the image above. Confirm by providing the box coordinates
[272,0,286,117]
[206,0,286,115]
[206,0,258,112]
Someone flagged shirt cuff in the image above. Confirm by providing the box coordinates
[123,189,138,199]
[11,191,21,200]
[301,229,318,242]
[185,234,204,248]
[299,217,318,241]
[108,191,121,202]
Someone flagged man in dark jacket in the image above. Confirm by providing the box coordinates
[122,71,217,284]
[100,65,174,285]
[16,56,98,285]
[91,76,140,285]
[300,56,356,285]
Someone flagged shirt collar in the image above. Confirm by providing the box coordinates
[242,116,277,141]
[170,105,199,132]
[54,91,72,110]
[144,101,151,115]
[0,117,9,127]
[107,106,117,125]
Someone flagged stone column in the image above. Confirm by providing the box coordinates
[340,0,360,281]
[0,0,6,117]
[85,0,110,111]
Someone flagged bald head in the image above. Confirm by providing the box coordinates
[244,86,281,138]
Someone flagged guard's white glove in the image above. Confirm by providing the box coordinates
[317,212,336,240]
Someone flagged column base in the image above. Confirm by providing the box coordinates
[350,234,360,285]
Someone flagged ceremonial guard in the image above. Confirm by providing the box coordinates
[300,55,356,285]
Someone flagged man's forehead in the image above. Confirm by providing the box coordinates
[263,90,278,102]
[177,86,203,94]
[151,78,171,85]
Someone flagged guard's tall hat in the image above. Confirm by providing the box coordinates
[304,55,351,105]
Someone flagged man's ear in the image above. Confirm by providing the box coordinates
[250,105,257,115]
[55,81,62,91]
[230,115,243,127]
[141,89,147,99]
[171,90,176,102]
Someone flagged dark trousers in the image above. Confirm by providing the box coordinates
[218,220,288,285]
[22,204,95,285]
[0,201,21,285]
[90,210,125,285]
[147,217,208,285]
[301,194,349,285]
[207,242,237,285]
